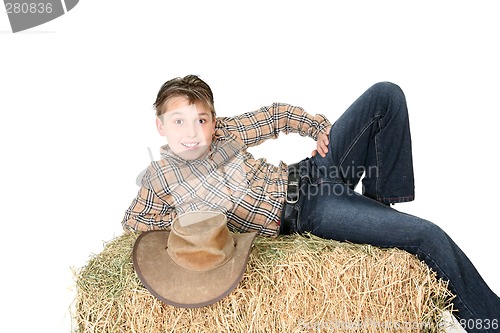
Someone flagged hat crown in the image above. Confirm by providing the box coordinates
[167,212,235,271]
[133,210,257,308]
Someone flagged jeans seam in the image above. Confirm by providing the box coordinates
[338,116,378,173]
[338,115,382,199]
[374,124,381,200]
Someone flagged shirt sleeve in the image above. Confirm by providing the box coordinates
[121,178,174,232]
[218,103,331,147]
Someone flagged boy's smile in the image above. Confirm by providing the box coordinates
[156,96,216,160]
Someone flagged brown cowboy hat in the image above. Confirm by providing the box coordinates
[132,211,257,308]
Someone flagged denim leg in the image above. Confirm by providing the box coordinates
[312,81,414,204]
[294,82,499,331]
[295,162,500,332]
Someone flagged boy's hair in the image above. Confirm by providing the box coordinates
[154,75,215,119]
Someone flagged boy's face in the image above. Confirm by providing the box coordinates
[156,96,216,160]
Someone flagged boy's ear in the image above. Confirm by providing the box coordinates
[156,117,166,136]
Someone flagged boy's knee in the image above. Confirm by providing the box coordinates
[371,81,404,99]
[369,82,408,119]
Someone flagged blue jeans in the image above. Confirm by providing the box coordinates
[291,82,500,332]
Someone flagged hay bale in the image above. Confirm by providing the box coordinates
[73,232,454,333]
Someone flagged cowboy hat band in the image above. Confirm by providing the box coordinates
[133,211,257,308]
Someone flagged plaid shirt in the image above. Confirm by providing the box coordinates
[122,103,331,236]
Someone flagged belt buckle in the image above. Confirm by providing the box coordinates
[286,180,299,204]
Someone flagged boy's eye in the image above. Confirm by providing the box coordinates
[198,119,206,124]
[174,119,183,125]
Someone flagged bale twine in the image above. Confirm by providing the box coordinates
[73,232,454,333]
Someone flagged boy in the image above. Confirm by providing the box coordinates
[123,75,499,332]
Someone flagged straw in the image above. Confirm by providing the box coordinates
[73,232,454,333]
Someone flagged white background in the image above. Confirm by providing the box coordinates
[1,1,499,332]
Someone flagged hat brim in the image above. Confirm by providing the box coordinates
[133,230,256,308]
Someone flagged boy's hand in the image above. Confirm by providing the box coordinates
[312,126,331,158]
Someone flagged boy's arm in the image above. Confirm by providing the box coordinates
[219,103,331,147]
[121,186,173,232]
